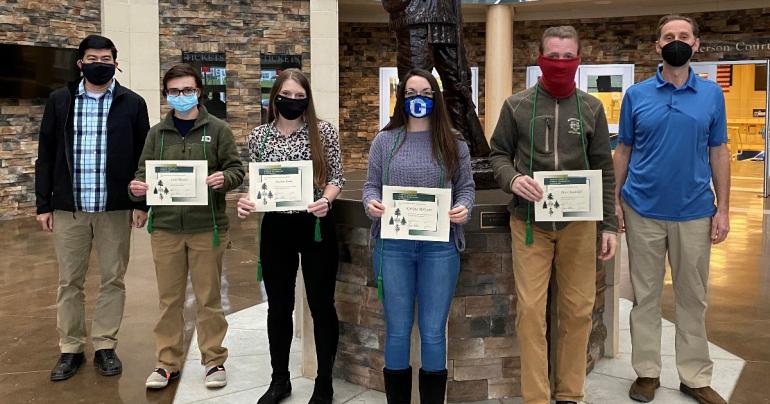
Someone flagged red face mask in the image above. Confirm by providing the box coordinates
[537,56,580,99]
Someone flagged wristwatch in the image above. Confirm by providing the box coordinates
[320,196,332,211]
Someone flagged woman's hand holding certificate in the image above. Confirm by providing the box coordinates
[380,185,453,242]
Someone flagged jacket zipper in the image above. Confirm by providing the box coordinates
[544,118,551,153]
[181,136,188,232]
[553,100,560,232]
[554,100,560,170]
[63,97,75,210]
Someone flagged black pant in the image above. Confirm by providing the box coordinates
[260,211,339,379]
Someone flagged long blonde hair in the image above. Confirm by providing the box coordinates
[268,69,327,188]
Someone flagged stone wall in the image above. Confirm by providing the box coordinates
[332,212,608,402]
[0,1,100,219]
[158,0,311,164]
[339,7,770,170]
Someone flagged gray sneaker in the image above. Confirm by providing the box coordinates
[145,368,179,389]
[205,365,227,388]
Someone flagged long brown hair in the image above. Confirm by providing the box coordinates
[382,68,460,177]
[267,68,327,188]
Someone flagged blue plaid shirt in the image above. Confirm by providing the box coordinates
[73,79,115,212]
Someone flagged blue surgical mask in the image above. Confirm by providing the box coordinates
[404,95,433,118]
[167,94,198,113]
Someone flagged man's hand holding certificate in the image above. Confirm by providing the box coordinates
[134,160,210,206]
[533,170,603,222]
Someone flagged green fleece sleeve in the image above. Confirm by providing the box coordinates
[489,98,522,194]
[129,128,157,202]
[216,125,245,193]
[588,102,618,233]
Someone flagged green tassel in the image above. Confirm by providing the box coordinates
[146,209,154,233]
[314,217,322,242]
[212,225,220,247]
[377,275,384,301]
[256,258,263,282]
[525,220,534,246]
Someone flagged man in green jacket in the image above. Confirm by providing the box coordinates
[489,26,617,404]
[128,64,244,390]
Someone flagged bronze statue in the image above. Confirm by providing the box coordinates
[383,0,491,157]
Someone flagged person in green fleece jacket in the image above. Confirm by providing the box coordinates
[128,64,244,390]
[489,26,617,404]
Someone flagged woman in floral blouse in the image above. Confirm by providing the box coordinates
[237,69,344,404]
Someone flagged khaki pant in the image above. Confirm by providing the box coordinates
[150,230,229,371]
[623,202,713,388]
[53,210,132,353]
[510,218,597,404]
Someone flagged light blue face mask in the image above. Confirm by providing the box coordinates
[167,94,198,113]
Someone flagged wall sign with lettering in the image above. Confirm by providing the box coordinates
[181,52,227,119]
[259,54,302,124]
[698,38,770,55]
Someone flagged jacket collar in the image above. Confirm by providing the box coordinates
[68,78,128,98]
[158,104,212,134]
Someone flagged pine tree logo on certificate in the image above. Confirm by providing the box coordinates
[153,166,196,201]
[389,192,438,235]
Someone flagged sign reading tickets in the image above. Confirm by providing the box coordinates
[381,185,452,242]
[534,170,603,222]
[249,160,314,212]
[146,160,209,205]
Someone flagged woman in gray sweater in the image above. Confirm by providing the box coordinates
[362,68,475,404]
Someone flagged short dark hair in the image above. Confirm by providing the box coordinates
[162,63,204,100]
[77,35,117,60]
[657,14,700,39]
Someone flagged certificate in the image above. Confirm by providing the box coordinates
[534,170,603,222]
[145,160,209,206]
[381,185,452,242]
[249,160,314,212]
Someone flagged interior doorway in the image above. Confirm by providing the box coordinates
[691,60,770,197]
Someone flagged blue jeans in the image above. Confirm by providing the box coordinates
[373,238,460,372]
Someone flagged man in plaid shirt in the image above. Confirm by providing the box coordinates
[35,35,150,382]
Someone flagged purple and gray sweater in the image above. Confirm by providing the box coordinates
[362,129,475,251]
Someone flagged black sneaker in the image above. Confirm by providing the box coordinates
[50,352,85,381]
[258,378,292,404]
[94,349,122,376]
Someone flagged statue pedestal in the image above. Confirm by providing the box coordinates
[471,157,498,190]
[298,171,609,402]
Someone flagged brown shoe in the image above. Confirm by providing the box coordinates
[679,384,727,404]
[629,377,660,402]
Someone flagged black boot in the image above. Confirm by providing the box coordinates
[308,375,333,404]
[258,373,292,404]
[383,367,412,404]
[418,368,447,404]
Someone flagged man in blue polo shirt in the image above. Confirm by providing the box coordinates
[614,14,730,404]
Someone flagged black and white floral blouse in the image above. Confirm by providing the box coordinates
[248,120,345,203]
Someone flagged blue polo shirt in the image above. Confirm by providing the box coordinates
[618,67,727,221]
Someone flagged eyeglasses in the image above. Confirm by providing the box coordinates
[405,90,435,98]
[167,88,198,96]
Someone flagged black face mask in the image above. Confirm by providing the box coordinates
[81,62,116,85]
[661,40,694,67]
[275,96,309,120]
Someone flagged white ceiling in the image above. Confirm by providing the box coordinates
[339,0,769,23]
